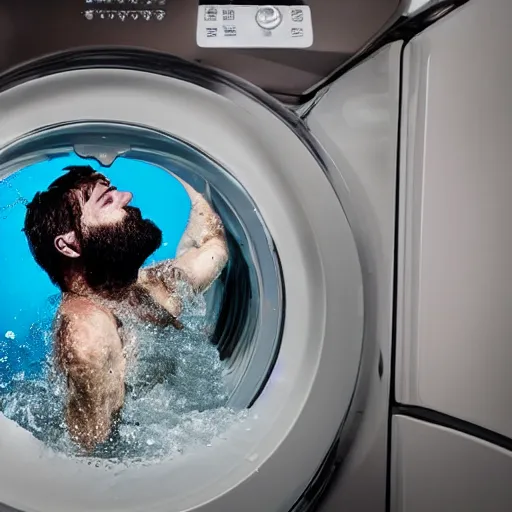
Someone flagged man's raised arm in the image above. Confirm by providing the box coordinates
[172,178,229,293]
[137,178,229,320]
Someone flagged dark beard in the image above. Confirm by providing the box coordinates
[79,206,162,294]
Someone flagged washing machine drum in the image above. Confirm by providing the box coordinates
[0,50,364,512]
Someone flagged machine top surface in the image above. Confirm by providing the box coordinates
[0,0,403,100]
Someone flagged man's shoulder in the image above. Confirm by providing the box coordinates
[57,297,116,339]
[60,295,111,320]
[55,297,118,366]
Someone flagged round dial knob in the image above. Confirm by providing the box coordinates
[255,5,283,30]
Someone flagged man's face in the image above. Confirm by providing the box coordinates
[79,176,133,228]
[57,175,163,292]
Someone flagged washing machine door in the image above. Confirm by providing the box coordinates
[0,49,364,512]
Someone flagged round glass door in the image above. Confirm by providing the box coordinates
[0,51,364,512]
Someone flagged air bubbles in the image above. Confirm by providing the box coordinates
[0,179,29,219]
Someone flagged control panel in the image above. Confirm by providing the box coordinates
[196,2,313,48]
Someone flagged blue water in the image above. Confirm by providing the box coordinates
[0,154,191,389]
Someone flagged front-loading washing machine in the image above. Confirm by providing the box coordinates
[0,0,511,511]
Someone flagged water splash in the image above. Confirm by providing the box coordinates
[0,289,246,465]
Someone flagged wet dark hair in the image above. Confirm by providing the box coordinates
[23,165,106,290]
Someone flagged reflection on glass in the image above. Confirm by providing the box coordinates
[0,156,246,464]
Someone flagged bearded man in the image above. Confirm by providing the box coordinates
[23,165,228,452]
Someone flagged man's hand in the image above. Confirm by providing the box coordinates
[137,263,186,328]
